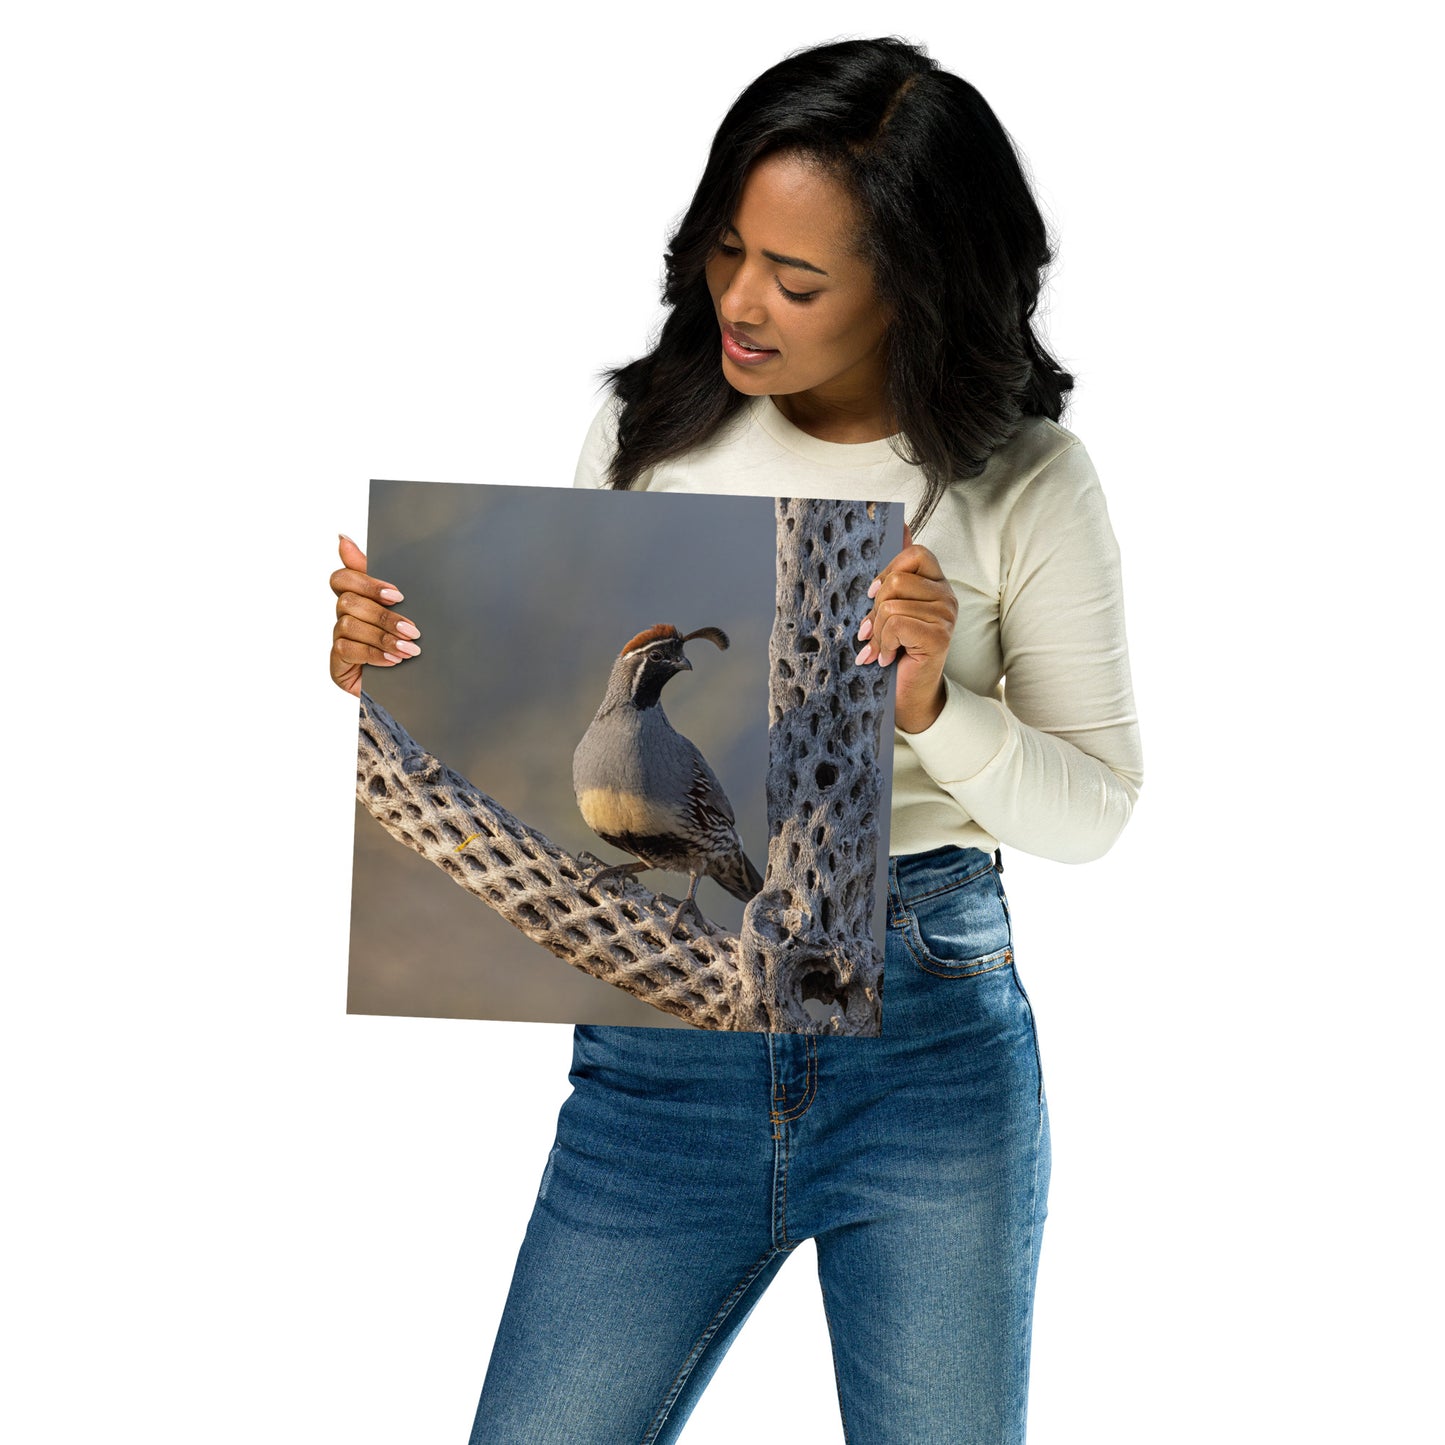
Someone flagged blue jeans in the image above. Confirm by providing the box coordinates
[470,846,1050,1443]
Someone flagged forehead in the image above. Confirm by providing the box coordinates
[622,623,682,655]
[728,152,864,269]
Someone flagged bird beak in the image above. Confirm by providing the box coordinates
[678,656,693,671]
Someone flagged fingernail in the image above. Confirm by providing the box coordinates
[395,620,421,640]
[379,587,404,602]
[383,651,403,663]
[394,640,421,657]
[340,532,355,543]
[855,645,873,665]
[856,617,873,641]
[867,578,881,598]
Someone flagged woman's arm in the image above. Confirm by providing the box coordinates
[573,395,1142,862]
[902,440,1143,863]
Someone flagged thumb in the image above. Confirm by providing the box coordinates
[338,532,368,572]
[902,520,914,550]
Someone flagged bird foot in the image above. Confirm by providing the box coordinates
[667,895,712,938]
[581,858,649,894]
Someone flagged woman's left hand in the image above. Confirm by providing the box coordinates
[855,523,958,734]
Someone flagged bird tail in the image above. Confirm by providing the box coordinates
[717,847,765,902]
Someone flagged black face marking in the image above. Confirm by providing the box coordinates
[629,647,686,709]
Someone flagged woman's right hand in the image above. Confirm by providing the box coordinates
[329,534,422,696]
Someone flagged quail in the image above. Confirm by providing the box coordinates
[573,623,764,935]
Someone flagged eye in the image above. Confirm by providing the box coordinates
[715,233,818,302]
[775,279,818,304]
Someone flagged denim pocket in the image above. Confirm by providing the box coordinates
[900,862,1014,979]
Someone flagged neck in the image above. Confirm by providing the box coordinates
[600,669,665,714]
[631,674,666,710]
[769,386,895,444]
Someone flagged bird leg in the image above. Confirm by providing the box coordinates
[582,857,711,936]
[583,858,651,894]
[668,873,710,937]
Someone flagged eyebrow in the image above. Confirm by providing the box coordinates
[723,225,829,276]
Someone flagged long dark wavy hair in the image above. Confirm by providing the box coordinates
[603,36,1074,531]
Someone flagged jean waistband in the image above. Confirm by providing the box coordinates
[888,845,998,908]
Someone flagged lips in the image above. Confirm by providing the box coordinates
[721,324,779,366]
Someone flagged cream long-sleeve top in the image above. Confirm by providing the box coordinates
[573,393,1143,864]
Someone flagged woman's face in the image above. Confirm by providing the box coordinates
[704,152,891,420]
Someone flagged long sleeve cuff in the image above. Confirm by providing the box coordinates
[897,674,1010,785]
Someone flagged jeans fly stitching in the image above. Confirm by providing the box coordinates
[772,1036,818,1122]
[768,1039,816,1249]
[775,1108,793,1249]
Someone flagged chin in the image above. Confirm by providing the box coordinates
[720,362,774,396]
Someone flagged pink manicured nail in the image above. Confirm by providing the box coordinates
[379,586,404,602]
[868,578,881,598]
[383,651,403,663]
[394,640,421,657]
[855,645,873,665]
[857,617,873,641]
[395,620,421,640]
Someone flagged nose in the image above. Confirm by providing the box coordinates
[717,259,769,329]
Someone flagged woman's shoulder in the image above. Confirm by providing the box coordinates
[967,414,1106,521]
[921,415,1108,564]
[989,414,1091,485]
[572,393,625,490]
[981,415,1124,580]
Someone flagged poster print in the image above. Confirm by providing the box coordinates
[349,481,901,1035]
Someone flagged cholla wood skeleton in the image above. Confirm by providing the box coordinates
[355,497,892,1034]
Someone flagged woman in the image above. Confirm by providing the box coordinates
[331,37,1141,1443]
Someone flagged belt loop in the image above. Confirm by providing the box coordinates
[993,847,1004,874]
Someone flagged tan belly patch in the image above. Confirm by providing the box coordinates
[577,787,680,838]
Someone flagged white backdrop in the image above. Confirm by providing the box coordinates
[4,3,1438,1441]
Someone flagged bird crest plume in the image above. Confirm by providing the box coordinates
[620,623,730,656]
